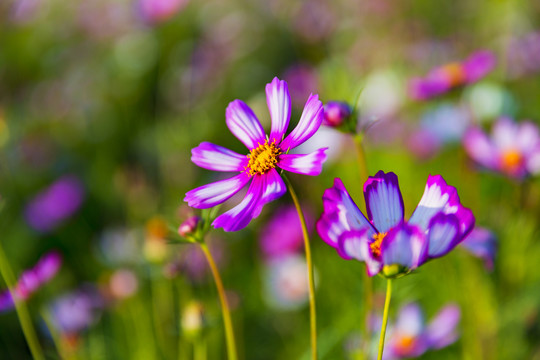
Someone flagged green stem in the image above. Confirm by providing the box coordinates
[361,272,373,360]
[377,279,392,360]
[194,337,207,360]
[353,134,369,184]
[0,244,45,360]
[283,175,317,360]
[199,243,238,360]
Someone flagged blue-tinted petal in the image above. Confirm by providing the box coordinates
[427,213,461,258]
[363,171,404,233]
[382,223,428,269]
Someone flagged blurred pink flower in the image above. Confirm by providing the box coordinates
[137,0,188,24]
[463,117,540,179]
[0,251,62,312]
[409,51,496,100]
[259,205,313,261]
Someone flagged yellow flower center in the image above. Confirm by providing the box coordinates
[369,232,388,258]
[395,335,415,353]
[246,140,281,176]
[440,63,466,87]
[501,149,523,173]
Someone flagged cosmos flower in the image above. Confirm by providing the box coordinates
[381,303,460,360]
[185,77,327,232]
[409,50,496,100]
[459,227,497,271]
[0,251,62,312]
[317,171,474,277]
[463,117,540,179]
[24,175,85,233]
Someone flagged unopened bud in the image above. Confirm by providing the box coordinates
[323,101,352,127]
[178,216,201,238]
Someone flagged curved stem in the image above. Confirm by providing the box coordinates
[283,175,317,360]
[0,244,45,360]
[353,134,369,184]
[377,279,392,360]
[200,243,238,360]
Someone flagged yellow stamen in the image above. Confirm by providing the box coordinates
[246,140,281,176]
[440,63,466,87]
[396,335,415,353]
[501,149,523,173]
[370,232,388,258]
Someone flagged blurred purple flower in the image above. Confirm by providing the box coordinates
[382,303,460,359]
[408,104,471,159]
[50,286,103,335]
[137,0,188,24]
[283,65,319,107]
[0,251,62,312]
[323,101,352,128]
[463,117,540,179]
[260,205,313,261]
[317,171,474,277]
[409,50,496,100]
[25,175,85,233]
[459,227,497,271]
[185,77,327,232]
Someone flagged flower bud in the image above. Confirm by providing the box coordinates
[178,216,201,238]
[323,101,352,127]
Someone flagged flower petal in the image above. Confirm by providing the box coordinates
[336,229,369,261]
[317,178,376,249]
[492,117,519,150]
[212,177,263,232]
[463,127,497,169]
[382,223,428,269]
[252,169,287,218]
[278,148,328,176]
[409,175,475,238]
[184,173,250,209]
[279,94,324,151]
[517,121,540,154]
[363,171,404,233]
[527,147,540,174]
[191,142,248,172]
[266,77,291,143]
[427,213,460,258]
[226,100,266,150]
[426,304,460,349]
[395,303,424,336]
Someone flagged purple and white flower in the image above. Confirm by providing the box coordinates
[463,117,540,179]
[382,303,460,360]
[409,50,496,100]
[317,171,474,277]
[185,77,327,232]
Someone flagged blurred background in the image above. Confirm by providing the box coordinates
[1,0,540,359]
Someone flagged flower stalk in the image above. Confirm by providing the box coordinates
[0,243,45,360]
[377,279,392,360]
[199,242,238,360]
[283,175,317,360]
